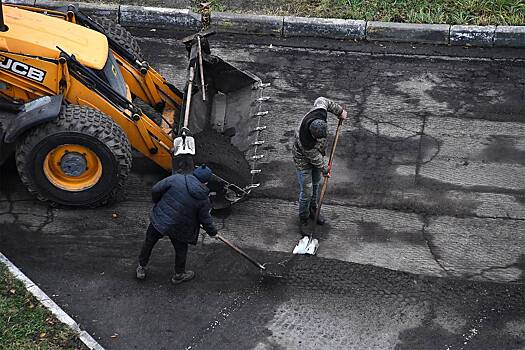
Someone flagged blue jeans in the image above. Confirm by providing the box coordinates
[296,168,321,219]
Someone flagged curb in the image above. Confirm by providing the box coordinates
[0,253,105,350]
[120,5,200,29]
[211,12,282,36]
[450,25,496,47]
[367,21,450,45]
[4,0,525,48]
[284,16,366,40]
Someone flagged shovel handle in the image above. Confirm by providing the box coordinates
[316,118,344,215]
[215,234,266,270]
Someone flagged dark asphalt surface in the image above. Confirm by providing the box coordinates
[1,30,525,349]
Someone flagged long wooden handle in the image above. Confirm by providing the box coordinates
[328,118,344,167]
[216,234,266,270]
[313,118,344,230]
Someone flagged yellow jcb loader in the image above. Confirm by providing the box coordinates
[0,2,269,208]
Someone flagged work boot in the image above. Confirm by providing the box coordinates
[299,216,309,235]
[136,265,147,280]
[300,216,309,225]
[171,270,195,285]
[309,206,325,225]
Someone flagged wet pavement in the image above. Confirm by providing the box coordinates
[1,30,525,349]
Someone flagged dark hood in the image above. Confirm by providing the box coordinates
[185,174,210,200]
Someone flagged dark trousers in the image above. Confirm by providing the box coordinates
[138,223,189,274]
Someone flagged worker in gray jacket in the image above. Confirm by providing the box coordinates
[292,97,347,226]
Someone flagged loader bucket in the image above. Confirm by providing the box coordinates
[186,53,269,208]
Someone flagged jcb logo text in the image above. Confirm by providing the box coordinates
[0,56,46,83]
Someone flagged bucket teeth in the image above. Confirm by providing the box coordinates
[254,111,269,117]
[257,97,271,102]
[252,140,265,146]
[251,154,264,160]
[250,169,262,174]
[253,126,267,132]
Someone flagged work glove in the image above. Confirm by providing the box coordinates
[338,109,348,121]
[322,164,331,178]
[207,229,218,237]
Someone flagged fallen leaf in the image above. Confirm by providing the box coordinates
[9,289,15,294]
[111,333,119,339]
[39,332,46,338]
[112,213,118,218]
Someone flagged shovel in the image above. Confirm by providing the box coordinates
[215,234,266,270]
[213,234,288,278]
[294,117,344,255]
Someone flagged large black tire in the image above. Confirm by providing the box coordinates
[15,105,132,207]
[90,16,144,62]
[133,98,164,126]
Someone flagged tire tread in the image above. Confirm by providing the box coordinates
[90,16,144,61]
[15,105,132,207]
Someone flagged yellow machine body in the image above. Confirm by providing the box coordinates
[0,4,265,207]
[0,4,180,170]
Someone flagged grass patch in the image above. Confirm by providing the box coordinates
[195,0,525,25]
[0,264,87,350]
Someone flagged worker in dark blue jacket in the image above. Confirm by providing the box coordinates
[136,165,218,284]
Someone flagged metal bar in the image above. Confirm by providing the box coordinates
[183,66,195,128]
[197,36,206,102]
[216,235,266,270]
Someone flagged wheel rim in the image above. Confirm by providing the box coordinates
[43,144,103,191]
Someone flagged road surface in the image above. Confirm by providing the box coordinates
[1,30,524,349]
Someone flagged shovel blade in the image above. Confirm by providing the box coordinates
[293,236,319,255]
[173,135,196,156]
[305,238,319,255]
[293,236,311,255]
